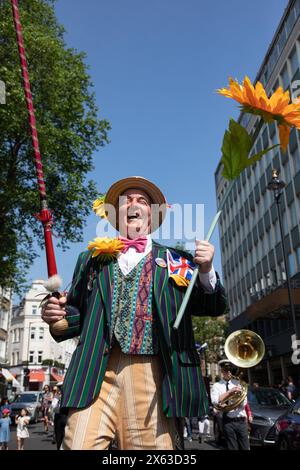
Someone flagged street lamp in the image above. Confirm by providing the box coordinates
[267,169,299,361]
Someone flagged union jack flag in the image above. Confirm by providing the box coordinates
[166,249,195,285]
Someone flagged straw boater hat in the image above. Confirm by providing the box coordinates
[104,176,167,232]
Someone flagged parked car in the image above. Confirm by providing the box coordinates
[10,391,44,424]
[213,386,291,447]
[275,397,300,450]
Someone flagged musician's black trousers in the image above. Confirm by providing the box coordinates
[223,419,250,450]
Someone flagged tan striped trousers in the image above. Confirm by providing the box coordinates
[62,345,176,450]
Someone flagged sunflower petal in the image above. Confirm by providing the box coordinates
[278,124,291,152]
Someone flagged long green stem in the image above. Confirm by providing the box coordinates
[173,180,234,330]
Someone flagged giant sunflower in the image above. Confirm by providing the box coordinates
[87,237,124,262]
[218,76,300,151]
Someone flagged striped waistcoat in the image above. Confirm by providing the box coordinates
[52,242,228,417]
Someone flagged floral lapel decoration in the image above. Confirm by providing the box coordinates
[88,237,124,262]
[92,194,107,219]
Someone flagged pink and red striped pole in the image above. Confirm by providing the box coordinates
[11,0,58,279]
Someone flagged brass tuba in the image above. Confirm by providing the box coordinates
[214,329,265,413]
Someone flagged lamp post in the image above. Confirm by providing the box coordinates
[267,169,299,363]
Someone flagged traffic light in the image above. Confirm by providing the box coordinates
[23,368,30,388]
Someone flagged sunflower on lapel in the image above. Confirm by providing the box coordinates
[92,194,107,219]
[166,249,195,287]
[88,237,124,262]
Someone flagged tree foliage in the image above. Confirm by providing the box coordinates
[0,0,110,291]
[192,316,229,363]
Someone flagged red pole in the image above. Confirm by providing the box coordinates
[11,0,58,279]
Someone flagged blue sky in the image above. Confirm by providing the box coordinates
[27,0,288,291]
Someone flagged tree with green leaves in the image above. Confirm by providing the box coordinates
[192,315,229,364]
[0,0,110,292]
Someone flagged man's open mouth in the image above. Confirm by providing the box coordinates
[127,214,140,221]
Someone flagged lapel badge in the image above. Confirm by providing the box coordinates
[155,257,167,268]
[87,269,96,291]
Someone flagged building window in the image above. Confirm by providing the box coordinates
[296,247,300,270]
[280,262,287,282]
[32,305,38,315]
[16,352,19,364]
[275,222,281,244]
[291,147,300,173]
[282,211,289,236]
[284,161,291,181]
[29,351,34,363]
[278,28,287,56]
[30,327,36,340]
[38,351,43,364]
[0,339,5,360]
[15,328,20,343]
[11,352,15,365]
[290,201,298,227]
[290,47,299,81]
[285,7,296,37]
[288,253,296,276]
[281,64,290,90]
[271,268,278,287]
[39,328,44,340]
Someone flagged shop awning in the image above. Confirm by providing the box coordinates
[29,370,45,383]
[51,371,64,383]
[0,368,21,388]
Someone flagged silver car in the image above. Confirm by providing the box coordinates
[10,391,44,424]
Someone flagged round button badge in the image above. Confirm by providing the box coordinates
[155,257,167,268]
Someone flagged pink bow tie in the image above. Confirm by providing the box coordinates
[118,236,148,254]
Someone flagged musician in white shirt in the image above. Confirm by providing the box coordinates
[211,360,250,450]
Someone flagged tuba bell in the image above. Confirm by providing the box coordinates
[214,329,265,413]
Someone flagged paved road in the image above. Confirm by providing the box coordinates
[8,421,56,451]
[6,420,219,451]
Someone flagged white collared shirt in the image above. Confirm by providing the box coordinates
[211,379,247,418]
[117,236,217,291]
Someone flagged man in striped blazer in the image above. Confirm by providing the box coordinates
[42,176,228,450]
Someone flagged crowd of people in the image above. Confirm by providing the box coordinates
[271,376,300,401]
[1,372,299,450]
[0,383,66,450]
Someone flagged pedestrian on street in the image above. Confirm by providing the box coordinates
[15,408,30,450]
[50,384,68,449]
[0,398,12,418]
[183,418,193,442]
[286,376,297,401]
[0,408,11,450]
[198,414,210,443]
[211,360,250,450]
[41,384,53,434]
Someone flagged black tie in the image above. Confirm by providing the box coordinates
[226,381,229,391]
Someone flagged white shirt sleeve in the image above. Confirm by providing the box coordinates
[210,382,222,406]
[198,265,217,292]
